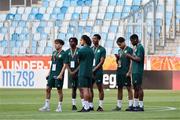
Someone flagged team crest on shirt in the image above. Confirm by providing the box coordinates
[97,50,100,53]
[124,50,127,53]
[59,54,62,58]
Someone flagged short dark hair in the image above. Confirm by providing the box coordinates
[69,37,78,45]
[81,35,92,46]
[93,34,101,40]
[54,39,64,45]
[116,37,125,44]
[130,34,139,41]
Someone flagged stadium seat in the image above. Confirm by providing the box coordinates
[35,13,43,20]
[44,46,53,54]
[6,13,15,20]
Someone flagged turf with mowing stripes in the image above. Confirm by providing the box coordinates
[0,89,180,120]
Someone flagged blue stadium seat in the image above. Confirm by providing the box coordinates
[105,12,113,20]
[109,0,117,5]
[31,47,37,54]
[53,7,61,14]
[42,0,49,7]
[16,41,22,47]
[11,21,19,27]
[58,33,66,40]
[37,26,44,33]
[41,33,48,40]
[113,12,121,19]
[18,20,26,27]
[57,13,65,20]
[117,0,125,5]
[44,46,53,54]
[10,40,16,47]
[81,13,89,20]
[12,33,19,41]
[84,0,92,6]
[32,40,37,47]
[50,13,57,20]
[63,0,71,7]
[109,26,118,33]
[77,0,84,6]
[6,13,15,20]
[0,40,8,47]
[31,7,39,14]
[28,13,35,20]
[72,13,79,20]
[0,27,8,34]
[35,13,43,20]
[60,6,68,13]
[19,33,26,40]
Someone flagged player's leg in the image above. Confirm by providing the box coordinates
[56,88,63,112]
[82,88,90,112]
[55,79,64,112]
[89,81,95,111]
[112,86,123,111]
[132,73,144,111]
[96,83,104,111]
[112,74,123,111]
[72,86,77,110]
[125,76,134,111]
[39,79,54,112]
[125,86,134,111]
[79,88,84,107]
[138,85,144,110]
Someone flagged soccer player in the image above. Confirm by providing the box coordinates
[125,34,145,111]
[90,34,106,111]
[39,39,66,112]
[64,37,83,111]
[112,37,134,111]
[78,35,94,112]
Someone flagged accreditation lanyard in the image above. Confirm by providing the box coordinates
[93,46,99,67]
[118,46,127,68]
[52,50,62,71]
[70,48,77,68]
[53,50,62,62]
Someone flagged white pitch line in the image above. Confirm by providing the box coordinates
[0,106,177,117]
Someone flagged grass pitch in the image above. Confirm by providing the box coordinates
[0,89,180,120]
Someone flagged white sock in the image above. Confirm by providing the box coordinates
[99,100,103,108]
[139,101,144,108]
[72,99,76,105]
[117,100,122,108]
[81,99,85,107]
[128,100,133,107]
[58,102,62,107]
[89,102,94,108]
[84,101,90,110]
[133,98,139,107]
[45,99,50,107]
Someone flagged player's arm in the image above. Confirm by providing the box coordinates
[126,60,132,77]
[126,48,143,62]
[57,64,66,80]
[72,65,80,74]
[93,57,105,72]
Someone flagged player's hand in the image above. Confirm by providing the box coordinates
[114,54,119,59]
[57,75,63,80]
[92,68,96,73]
[125,53,131,58]
[126,72,131,77]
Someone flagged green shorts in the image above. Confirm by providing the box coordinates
[92,70,103,85]
[69,75,78,88]
[116,73,131,87]
[132,73,143,86]
[78,76,92,88]
[47,78,64,89]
